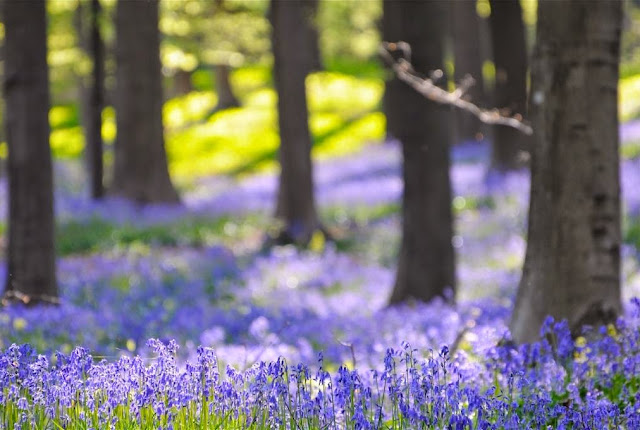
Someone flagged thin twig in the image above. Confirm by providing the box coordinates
[380,41,533,135]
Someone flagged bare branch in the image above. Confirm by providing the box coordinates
[380,41,533,136]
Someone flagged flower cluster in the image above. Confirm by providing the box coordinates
[4,320,640,429]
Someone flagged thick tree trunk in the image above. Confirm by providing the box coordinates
[385,0,455,305]
[301,0,322,74]
[271,0,319,245]
[112,0,179,204]
[2,0,58,304]
[451,0,485,143]
[214,65,240,111]
[488,0,530,171]
[382,0,402,141]
[511,0,623,343]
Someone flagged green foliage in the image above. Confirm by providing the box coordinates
[597,372,640,410]
[625,216,640,251]
[0,66,384,181]
[317,0,382,62]
[161,0,271,72]
[56,215,265,256]
[622,140,640,160]
[621,75,640,122]
[621,2,640,79]
[164,68,384,182]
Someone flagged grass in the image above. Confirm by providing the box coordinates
[625,215,640,252]
[55,215,266,256]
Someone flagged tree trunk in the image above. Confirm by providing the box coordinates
[488,0,530,171]
[384,0,456,305]
[86,0,105,199]
[382,0,402,141]
[111,0,179,204]
[214,64,240,111]
[2,0,58,304]
[75,0,105,199]
[172,69,193,97]
[301,0,322,74]
[270,0,319,245]
[451,0,485,143]
[510,0,623,343]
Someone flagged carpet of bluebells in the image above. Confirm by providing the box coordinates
[2,122,640,428]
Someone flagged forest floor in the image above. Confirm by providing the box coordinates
[0,120,638,370]
[1,121,640,429]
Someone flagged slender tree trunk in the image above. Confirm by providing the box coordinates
[214,64,240,111]
[209,0,241,112]
[112,0,179,204]
[172,69,193,97]
[385,0,455,305]
[2,0,58,304]
[451,0,485,143]
[511,0,623,343]
[86,0,105,199]
[75,1,105,199]
[488,0,530,171]
[270,0,319,245]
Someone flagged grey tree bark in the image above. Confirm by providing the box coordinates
[270,0,320,245]
[2,0,58,304]
[511,0,623,343]
[451,0,485,143]
[384,0,456,304]
[488,0,530,171]
[112,0,179,204]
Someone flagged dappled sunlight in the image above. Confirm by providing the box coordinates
[312,112,385,158]
[243,87,276,108]
[307,72,383,114]
[163,91,216,129]
[620,75,640,121]
[309,112,343,136]
[101,106,116,143]
[50,127,84,159]
[162,70,385,181]
[48,105,77,129]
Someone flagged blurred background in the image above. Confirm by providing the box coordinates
[2,0,636,188]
